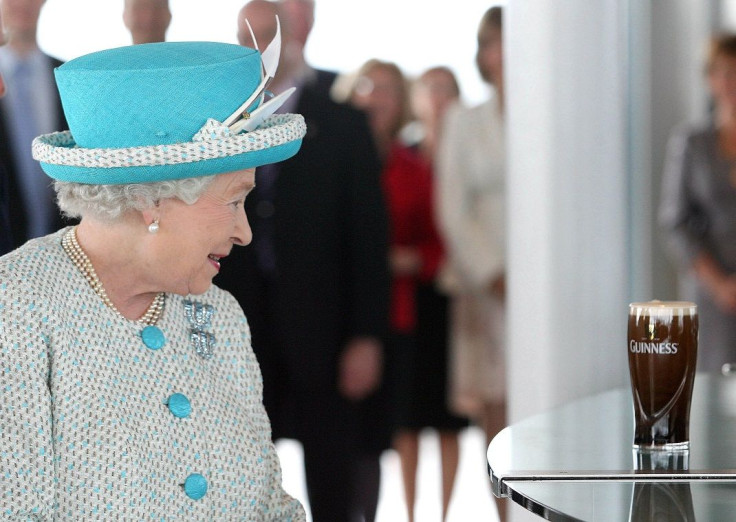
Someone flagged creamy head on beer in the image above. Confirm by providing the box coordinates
[629,300,697,317]
[628,300,697,355]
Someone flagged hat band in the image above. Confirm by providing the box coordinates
[32,113,305,169]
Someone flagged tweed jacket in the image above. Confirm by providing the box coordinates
[0,229,305,521]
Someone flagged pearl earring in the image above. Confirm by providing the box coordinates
[148,219,160,234]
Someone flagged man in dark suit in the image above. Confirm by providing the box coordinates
[0,12,13,256]
[216,1,390,520]
[0,0,68,249]
[123,0,171,45]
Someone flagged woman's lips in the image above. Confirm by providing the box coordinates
[208,254,223,271]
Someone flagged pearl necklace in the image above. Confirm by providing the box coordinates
[62,227,165,326]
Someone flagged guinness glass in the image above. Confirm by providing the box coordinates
[628,301,698,450]
[628,483,696,522]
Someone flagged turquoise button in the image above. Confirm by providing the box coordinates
[184,473,207,500]
[141,326,165,350]
[167,393,191,418]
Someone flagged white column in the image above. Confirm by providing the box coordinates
[650,1,712,301]
[506,0,631,425]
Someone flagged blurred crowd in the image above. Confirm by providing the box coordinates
[2,1,736,522]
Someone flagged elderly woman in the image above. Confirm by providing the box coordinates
[0,36,307,520]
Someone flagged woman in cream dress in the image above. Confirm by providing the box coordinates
[436,9,507,520]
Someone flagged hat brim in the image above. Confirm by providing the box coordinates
[33,113,305,185]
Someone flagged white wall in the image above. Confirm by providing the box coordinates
[506,0,631,424]
[649,0,711,301]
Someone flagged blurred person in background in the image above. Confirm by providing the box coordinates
[436,6,507,521]
[215,2,390,521]
[398,65,470,522]
[123,0,171,44]
[339,59,469,522]
[1,8,13,256]
[409,67,461,163]
[659,33,736,372]
[0,0,68,249]
[279,0,313,61]
[341,58,436,522]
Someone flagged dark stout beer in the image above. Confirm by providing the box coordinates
[629,483,696,522]
[628,301,698,449]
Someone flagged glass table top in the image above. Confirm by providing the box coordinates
[505,480,736,522]
[487,373,736,521]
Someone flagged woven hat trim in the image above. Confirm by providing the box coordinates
[32,113,305,169]
[39,140,303,184]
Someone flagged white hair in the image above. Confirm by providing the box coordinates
[55,176,215,221]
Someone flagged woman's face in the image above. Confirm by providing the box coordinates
[476,24,503,87]
[708,54,736,111]
[152,168,254,296]
[351,66,405,141]
[412,70,458,125]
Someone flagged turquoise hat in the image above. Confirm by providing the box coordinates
[32,40,305,184]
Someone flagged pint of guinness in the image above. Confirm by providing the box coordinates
[628,483,696,522]
[628,301,698,450]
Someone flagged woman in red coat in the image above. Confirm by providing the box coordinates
[344,59,468,522]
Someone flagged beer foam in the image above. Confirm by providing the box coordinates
[629,300,697,317]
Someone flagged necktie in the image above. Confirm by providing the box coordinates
[251,97,293,276]
[253,162,278,275]
[10,60,54,239]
